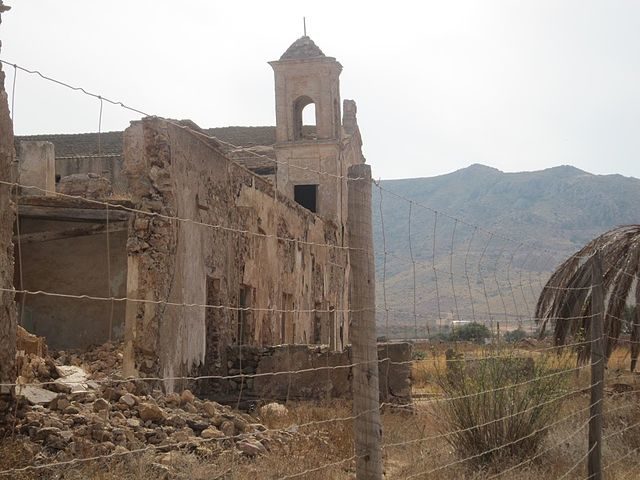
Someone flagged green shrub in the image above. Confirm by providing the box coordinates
[450,322,491,343]
[429,332,451,342]
[434,348,570,468]
[503,328,528,343]
[412,350,427,361]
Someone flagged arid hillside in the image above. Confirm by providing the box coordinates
[373,165,640,335]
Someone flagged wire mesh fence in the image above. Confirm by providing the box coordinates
[0,58,639,480]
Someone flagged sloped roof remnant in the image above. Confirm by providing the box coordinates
[15,126,285,176]
[280,36,326,60]
[204,126,277,147]
[17,131,123,157]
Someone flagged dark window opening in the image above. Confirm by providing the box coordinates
[294,184,318,213]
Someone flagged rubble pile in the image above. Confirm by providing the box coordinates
[55,341,123,379]
[1,336,294,471]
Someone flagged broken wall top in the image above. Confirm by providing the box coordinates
[16,126,286,177]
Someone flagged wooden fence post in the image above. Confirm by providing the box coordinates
[588,250,604,480]
[348,164,383,480]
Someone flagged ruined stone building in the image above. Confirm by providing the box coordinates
[4,36,375,391]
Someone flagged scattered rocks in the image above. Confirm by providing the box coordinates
[54,365,90,394]
[237,438,267,456]
[138,402,165,423]
[183,403,198,414]
[126,418,141,428]
[201,427,225,439]
[64,405,80,415]
[119,393,138,408]
[164,392,180,407]
[50,396,70,411]
[16,353,58,385]
[202,400,221,418]
[220,420,235,438]
[4,338,288,470]
[180,389,195,405]
[33,426,62,442]
[18,385,58,405]
[93,398,110,412]
[17,326,48,357]
[259,402,289,418]
[186,419,209,433]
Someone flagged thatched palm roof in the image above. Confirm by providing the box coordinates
[536,225,640,369]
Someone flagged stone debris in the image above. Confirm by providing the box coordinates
[180,389,195,405]
[200,427,225,439]
[17,326,48,357]
[260,402,289,418]
[138,402,166,422]
[54,365,90,393]
[3,383,289,467]
[2,338,296,472]
[119,392,137,408]
[16,351,58,385]
[17,385,58,405]
[237,438,267,456]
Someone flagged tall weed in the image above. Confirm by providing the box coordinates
[434,347,572,468]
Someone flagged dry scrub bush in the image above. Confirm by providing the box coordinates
[434,348,571,469]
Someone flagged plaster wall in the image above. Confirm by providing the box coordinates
[17,141,55,195]
[15,225,127,349]
[275,141,342,223]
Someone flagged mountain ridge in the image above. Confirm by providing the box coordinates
[372,163,640,334]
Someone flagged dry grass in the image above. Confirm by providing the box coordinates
[3,346,640,479]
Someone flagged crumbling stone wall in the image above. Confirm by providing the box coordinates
[0,1,17,395]
[16,132,127,194]
[221,342,412,405]
[122,118,350,392]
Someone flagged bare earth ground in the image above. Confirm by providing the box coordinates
[2,344,640,479]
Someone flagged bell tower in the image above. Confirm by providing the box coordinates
[269,36,344,222]
[270,36,342,142]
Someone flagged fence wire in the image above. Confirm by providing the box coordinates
[0,58,638,480]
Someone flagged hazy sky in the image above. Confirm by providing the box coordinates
[1,1,639,180]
